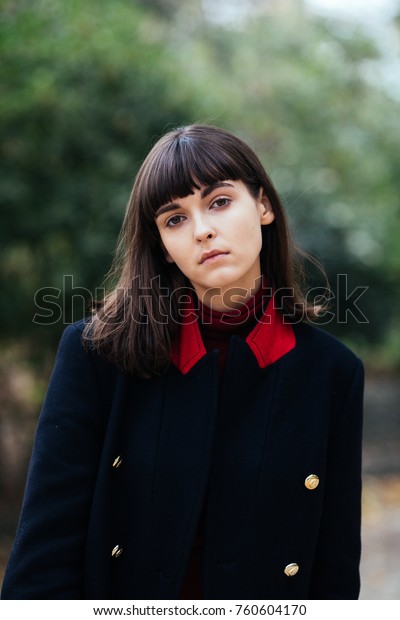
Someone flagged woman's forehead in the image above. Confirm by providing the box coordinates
[149,170,236,210]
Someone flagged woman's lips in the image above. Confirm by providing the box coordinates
[200,250,229,264]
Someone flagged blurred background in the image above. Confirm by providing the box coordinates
[0,0,399,599]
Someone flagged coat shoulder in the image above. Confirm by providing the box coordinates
[59,318,114,365]
[293,322,364,379]
[55,318,124,395]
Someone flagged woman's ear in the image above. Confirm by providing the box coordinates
[259,193,275,226]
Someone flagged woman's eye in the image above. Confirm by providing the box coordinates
[166,214,184,227]
[212,197,230,209]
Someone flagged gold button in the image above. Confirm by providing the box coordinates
[111,544,123,558]
[112,456,122,468]
[284,563,299,577]
[304,474,319,490]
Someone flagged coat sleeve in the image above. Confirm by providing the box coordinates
[309,357,364,599]
[1,323,106,600]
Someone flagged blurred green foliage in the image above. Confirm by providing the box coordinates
[1,0,400,369]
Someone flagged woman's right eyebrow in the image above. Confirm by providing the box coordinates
[155,202,180,218]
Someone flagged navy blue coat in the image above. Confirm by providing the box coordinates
[1,304,364,600]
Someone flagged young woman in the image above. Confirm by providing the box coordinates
[1,124,364,600]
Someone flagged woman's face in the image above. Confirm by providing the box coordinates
[155,180,274,309]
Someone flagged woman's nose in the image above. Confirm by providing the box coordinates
[194,215,216,243]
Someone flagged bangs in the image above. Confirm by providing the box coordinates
[139,130,260,222]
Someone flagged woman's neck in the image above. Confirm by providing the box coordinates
[196,277,270,325]
[198,276,264,313]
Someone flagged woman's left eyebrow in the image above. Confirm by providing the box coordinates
[155,182,234,218]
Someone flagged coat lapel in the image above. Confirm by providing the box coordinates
[171,298,296,374]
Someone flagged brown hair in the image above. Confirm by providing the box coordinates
[84,124,327,377]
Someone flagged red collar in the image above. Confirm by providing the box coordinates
[171,298,296,374]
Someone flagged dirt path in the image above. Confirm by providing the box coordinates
[359,375,400,599]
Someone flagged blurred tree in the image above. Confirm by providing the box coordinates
[0,0,208,346]
[135,0,201,19]
[171,0,400,364]
[0,0,399,368]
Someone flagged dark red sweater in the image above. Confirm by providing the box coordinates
[179,286,270,599]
